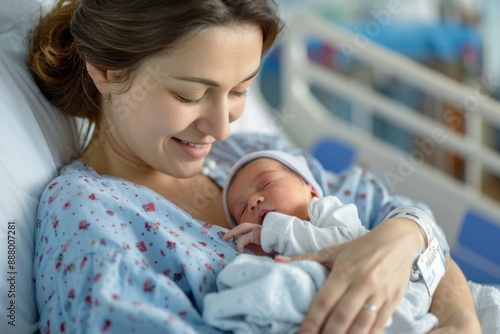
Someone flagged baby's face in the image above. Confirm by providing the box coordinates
[227,158,317,225]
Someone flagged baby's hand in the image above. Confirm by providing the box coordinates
[223,223,263,253]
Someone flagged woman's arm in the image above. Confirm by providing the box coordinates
[278,219,481,334]
[428,258,481,333]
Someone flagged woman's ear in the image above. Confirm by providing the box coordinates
[86,62,111,95]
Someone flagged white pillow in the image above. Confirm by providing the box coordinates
[0,1,79,333]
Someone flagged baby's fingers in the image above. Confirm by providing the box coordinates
[223,223,255,241]
[235,234,254,253]
[236,226,263,252]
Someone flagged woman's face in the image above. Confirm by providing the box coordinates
[103,24,263,178]
[227,159,318,226]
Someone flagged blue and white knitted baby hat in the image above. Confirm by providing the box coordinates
[222,150,323,227]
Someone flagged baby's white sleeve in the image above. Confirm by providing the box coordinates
[310,196,369,239]
[261,198,368,257]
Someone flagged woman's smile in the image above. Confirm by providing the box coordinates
[173,137,213,159]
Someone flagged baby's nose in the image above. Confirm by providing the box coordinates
[249,195,264,210]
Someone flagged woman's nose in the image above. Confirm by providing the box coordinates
[197,98,230,141]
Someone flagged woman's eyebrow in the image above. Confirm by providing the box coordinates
[173,67,260,87]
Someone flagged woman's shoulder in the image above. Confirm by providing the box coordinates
[39,160,98,195]
[53,159,103,182]
[40,160,115,197]
[37,159,153,212]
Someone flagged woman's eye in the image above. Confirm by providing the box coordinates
[174,90,246,104]
[230,90,247,98]
[174,93,205,105]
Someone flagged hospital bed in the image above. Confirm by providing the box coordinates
[0,2,499,333]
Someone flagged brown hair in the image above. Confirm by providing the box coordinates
[28,0,283,126]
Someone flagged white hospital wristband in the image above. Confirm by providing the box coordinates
[385,206,435,248]
[385,207,447,294]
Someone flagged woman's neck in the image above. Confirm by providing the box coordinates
[80,129,156,180]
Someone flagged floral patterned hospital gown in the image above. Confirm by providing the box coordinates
[33,133,449,333]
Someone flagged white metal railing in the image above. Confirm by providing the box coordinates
[282,15,500,191]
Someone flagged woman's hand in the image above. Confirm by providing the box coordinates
[223,223,263,253]
[275,218,421,334]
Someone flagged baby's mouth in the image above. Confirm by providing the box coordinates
[258,209,274,225]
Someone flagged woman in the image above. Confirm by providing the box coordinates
[29,0,480,333]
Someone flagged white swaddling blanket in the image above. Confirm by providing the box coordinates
[204,254,327,334]
[470,281,500,334]
[203,254,450,334]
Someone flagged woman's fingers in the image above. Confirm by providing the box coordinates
[369,287,404,334]
[318,279,380,334]
[344,296,386,334]
[276,245,338,268]
[281,238,410,334]
[298,269,346,334]
[298,282,378,334]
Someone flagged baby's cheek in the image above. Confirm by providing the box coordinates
[239,213,249,225]
[240,215,253,224]
[243,216,257,225]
